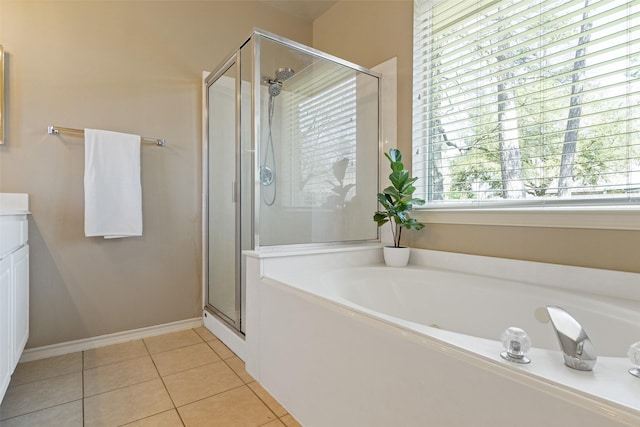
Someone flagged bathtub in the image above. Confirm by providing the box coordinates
[244,246,640,426]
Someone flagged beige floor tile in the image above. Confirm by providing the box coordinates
[9,352,82,387]
[0,372,82,420]
[280,414,303,427]
[193,326,217,341]
[144,329,203,354]
[121,409,184,427]
[261,420,286,427]
[225,356,255,383]
[0,400,83,427]
[84,339,149,369]
[84,355,159,397]
[152,342,221,376]
[1,330,296,426]
[178,385,277,427]
[163,360,243,407]
[84,378,174,427]
[207,339,236,359]
[248,382,288,418]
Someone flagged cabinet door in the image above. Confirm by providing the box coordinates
[12,244,29,362]
[0,256,12,401]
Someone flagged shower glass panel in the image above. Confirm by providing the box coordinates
[207,61,240,328]
[204,30,380,335]
[257,37,379,246]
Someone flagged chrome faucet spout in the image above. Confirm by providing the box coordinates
[545,306,597,371]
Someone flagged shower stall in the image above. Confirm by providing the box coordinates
[203,29,380,336]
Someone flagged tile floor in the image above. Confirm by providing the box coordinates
[0,327,302,427]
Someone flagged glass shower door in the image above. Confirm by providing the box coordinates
[206,60,240,328]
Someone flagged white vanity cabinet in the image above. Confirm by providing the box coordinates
[0,254,13,401]
[0,196,30,404]
[10,244,29,365]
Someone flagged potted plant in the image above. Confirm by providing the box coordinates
[373,148,425,266]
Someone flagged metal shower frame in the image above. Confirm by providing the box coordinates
[202,28,382,333]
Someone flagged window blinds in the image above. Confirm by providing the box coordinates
[413,0,640,206]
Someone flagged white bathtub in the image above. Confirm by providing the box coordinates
[244,246,640,426]
[317,266,640,357]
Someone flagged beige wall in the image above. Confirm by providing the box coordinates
[0,0,312,348]
[314,0,640,273]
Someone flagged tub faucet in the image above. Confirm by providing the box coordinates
[544,306,597,371]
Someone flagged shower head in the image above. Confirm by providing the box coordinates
[274,67,295,82]
[266,67,295,97]
[268,81,283,97]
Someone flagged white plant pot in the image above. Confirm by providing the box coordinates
[383,246,410,267]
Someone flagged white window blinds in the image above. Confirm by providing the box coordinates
[413,0,640,207]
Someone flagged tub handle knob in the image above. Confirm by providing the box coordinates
[500,327,531,364]
[628,342,640,378]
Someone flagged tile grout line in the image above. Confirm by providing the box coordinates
[151,328,266,423]
[84,377,164,400]
[3,353,84,389]
[145,329,194,427]
[165,328,249,422]
[202,331,298,425]
[6,328,293,426]
[171,383,247,413]
[151,327,284,426]
[83,345,169,399]
[0,368,85,423]
[137,335,188,426]
[245,383,282,426]
[0,399,85,424]
[151,342,227,378]
[216,350,286,425]
[84,353,150,372]
[199,330,293,423]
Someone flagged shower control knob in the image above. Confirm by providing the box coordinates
[259,166,274,186]
[500,327,532,364]
[628,342,640,378]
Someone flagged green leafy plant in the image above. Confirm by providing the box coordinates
[373,149,426,247]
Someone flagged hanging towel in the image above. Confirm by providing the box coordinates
[84,128,142,239]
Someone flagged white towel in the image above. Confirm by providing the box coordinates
[84,128,142,239]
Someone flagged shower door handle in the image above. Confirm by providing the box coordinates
[232,181,237,203]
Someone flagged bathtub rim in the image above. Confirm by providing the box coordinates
[247,244,640,303]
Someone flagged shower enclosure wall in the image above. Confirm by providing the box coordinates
[203,29,380,335]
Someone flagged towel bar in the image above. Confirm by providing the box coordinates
[47,125,166,146]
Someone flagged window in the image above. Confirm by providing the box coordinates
[413,0,640,209]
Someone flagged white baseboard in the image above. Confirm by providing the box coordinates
[20,317,203,363]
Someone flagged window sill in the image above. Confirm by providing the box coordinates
[413,206,640,230]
